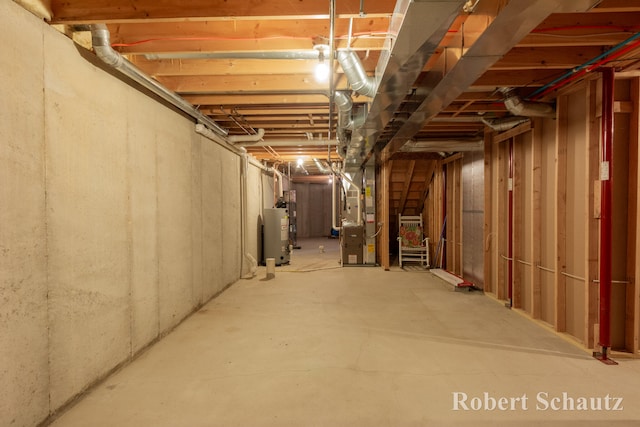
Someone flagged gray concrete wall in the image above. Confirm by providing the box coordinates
[0,4,49,426]
[0,2,259,425]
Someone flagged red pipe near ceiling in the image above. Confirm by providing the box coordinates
[532,38,640,101]
[597,67,615,363]
[508,139,514,307]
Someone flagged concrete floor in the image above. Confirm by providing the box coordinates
[50,238,640,427]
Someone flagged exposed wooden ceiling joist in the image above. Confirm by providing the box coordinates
[40,0,640,185]
[50,0,395,23]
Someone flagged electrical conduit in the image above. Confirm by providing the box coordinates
[597,67,615,362]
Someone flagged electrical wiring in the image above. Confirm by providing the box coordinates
[532,25,640,33]
[110,31,396,48]
[111,35,315,47]
[530,31,640,39]
[110,24,638,49]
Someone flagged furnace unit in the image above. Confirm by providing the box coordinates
[341,224,364,265]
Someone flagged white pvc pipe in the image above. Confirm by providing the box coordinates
[228,128,265,144]
[331,173,341,231]
[266,258,276,279]
[273,169,284,200]
[92,25,228,138]
[195,124,244,155]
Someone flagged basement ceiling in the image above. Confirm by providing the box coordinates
[41,0,640,175]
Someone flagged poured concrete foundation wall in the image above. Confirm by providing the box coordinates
[1,3,48,426]
[0,2,258,425]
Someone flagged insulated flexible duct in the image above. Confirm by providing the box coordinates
[481,116,530,132]
[503,93,555,118]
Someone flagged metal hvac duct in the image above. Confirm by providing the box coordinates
[342,0,468,171]
[334,90,353,158]
[343,0,599,172]
[334,50,375,160]
[335,91,353,133]
[337,50,377,98]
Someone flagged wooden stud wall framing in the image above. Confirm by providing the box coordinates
[632,77,640,354]
[481,74,640,352]
[483,130,493,293]
[443,157,463,276]
[625,80,637,351]
[612,76,640,352]
[454,159,462,276]
[513,134,523,309]
[531,120,542,320]
[428,165,445,268]
[555,94,568,333]
[496,137,508,301]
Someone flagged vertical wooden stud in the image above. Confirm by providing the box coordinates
[556,95,568,332]
[484,129,493,293]
[532,120,542,319]
[513,136,523,309]
[629,77,640,353]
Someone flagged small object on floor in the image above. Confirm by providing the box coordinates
[319,245,325,253]
[430,268,475,291]
[266,258,276,280]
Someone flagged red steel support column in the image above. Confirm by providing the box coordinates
[597,67,614,362]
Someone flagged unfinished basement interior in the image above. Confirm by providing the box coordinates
[4,0,640,425]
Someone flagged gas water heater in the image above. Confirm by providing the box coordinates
[263,208,290,265]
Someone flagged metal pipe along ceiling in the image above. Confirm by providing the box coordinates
[90,24,228,138]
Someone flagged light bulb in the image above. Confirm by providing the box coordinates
[314,61,329,82]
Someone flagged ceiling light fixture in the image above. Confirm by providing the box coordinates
[313,44,330,83]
